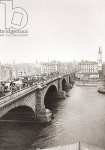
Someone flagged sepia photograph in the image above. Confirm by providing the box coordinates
[0,0,105,149]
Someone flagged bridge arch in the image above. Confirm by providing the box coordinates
[62,78,67,91]
[44,85,58,110]
[1,105,35,121]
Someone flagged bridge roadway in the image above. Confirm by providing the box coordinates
[0,76,60,106]
[0,74,74,123]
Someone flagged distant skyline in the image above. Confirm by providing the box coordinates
[0,0,105,63]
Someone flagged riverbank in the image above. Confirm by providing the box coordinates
[75,80,103,87]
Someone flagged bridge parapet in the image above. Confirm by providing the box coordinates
[0,85,38,107]
[0,74,73,106]
[0,76,60,107]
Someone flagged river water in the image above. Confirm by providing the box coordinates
[0,85,105,150]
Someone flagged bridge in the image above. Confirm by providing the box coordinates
[0,74,74,123]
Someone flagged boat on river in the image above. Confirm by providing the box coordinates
[98,86,105,94]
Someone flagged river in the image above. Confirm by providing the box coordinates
[0,85,105,150]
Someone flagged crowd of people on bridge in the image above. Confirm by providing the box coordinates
[0,72,60,98]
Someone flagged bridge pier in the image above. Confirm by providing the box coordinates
[36,108,52,123]
[57,77,73,99]
[57,90,66,99]
[35,87,52,123]
[65,83,73,91]
[57,77,66,99]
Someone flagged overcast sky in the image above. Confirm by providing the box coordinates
[0,0,105,63]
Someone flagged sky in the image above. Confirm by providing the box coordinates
[0,0,105,63]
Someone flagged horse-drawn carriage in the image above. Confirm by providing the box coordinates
[0,75,41,97]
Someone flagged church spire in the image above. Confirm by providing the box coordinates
[97,47,102,71]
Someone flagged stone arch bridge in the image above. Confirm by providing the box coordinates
[0,74,74,122]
